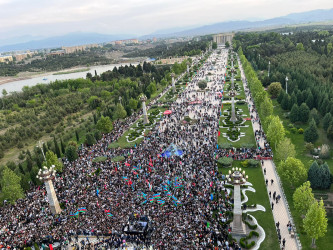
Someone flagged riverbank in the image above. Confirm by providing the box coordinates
[0,59,139,86]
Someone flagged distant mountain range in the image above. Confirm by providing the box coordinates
[0,32,135,52]
[149,8,333,38]
[1,8,333,53]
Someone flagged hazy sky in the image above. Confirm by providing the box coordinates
[0,0,333,39]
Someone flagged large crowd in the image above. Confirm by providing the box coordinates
[0,49,248,249]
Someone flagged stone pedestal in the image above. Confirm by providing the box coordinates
[142,101,149,124]
[172,76,175,91]
[45,179,61,214]
[232,185,247,236]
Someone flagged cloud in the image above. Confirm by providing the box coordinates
[0,0,332,39]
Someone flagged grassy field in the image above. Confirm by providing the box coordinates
[219,161,280,250]
[108,107,166,149]
[271,99,333,249]
[218,103,256,148]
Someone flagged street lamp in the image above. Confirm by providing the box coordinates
[285,76,289,94]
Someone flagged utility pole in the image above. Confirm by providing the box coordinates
[285,76,288,94]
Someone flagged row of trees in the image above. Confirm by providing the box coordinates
[0,50,112,76]
[124,37,210,58]
[0,55,195,204]
[234,31,333,143]
[239,47,329,247]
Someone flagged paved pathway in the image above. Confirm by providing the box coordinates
[239,58,300,250]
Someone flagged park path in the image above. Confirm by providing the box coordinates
[239,58,300,250]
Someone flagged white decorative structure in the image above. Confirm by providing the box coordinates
[227,168,249,236]
[171,73,176,91]
[140,94,149,124]
[187,62,190,73]
[37,165,61,214]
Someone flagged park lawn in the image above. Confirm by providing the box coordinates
[108,107,166,149]
[271,99,333,249]
[271,99,333,173]
[218,103,256,148]
[219,161,280,250]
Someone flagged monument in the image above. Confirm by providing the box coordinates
[140,94,149,124]
[171,72,176,91]
[37,165,61,214]
[226,167,248,236]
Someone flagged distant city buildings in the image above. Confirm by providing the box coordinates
[0,55,13,63]
[109,39,139,45]
[13,51,35,61]
[213,33,234,45]
[61,44,100,54]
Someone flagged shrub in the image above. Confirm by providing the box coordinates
[298,128,304,134]
[241,160,248,168]
[291,127,297,134]
[217,157,233,167]
[247,159,259,167]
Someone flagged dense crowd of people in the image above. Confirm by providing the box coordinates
[0,49,248,249]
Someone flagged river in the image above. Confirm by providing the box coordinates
[0,62,138,97]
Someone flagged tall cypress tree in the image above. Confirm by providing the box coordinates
[60,137,66,154]
[53,137,61,158]
[75,130,80,142]
[304,119,319,143]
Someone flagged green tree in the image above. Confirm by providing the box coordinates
[275,137,296,161]
[327,124,333,140]
[298,103,310,123]
[278,157,307,188]
[96,115,113,134]
[303,199,328,248]
[0,167,24,204]
[88,96,102,109]
[323,113,332,131]
[198,80,207,90]
[85,132,96,146]
[65,145,78,162]
[293,181,315,216]
[281,94,290,110]
[113,103,127,120]
[147,82,157,95]
[43,151,63,173]
[267,82,282,98]
[212,42,217,49]
[75,130,80,142]
[304,119,319,143]
[2,89,8,97]
[129,98,138,110]
[225,41,230,48]
[53,137,61,158]
[309,108,320,125]
[289,104,299,123]
[60,137,65,154]
[296,42,304,50]
[260,96,273,119]
[267,116,285,149]
[327,42,333,55]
